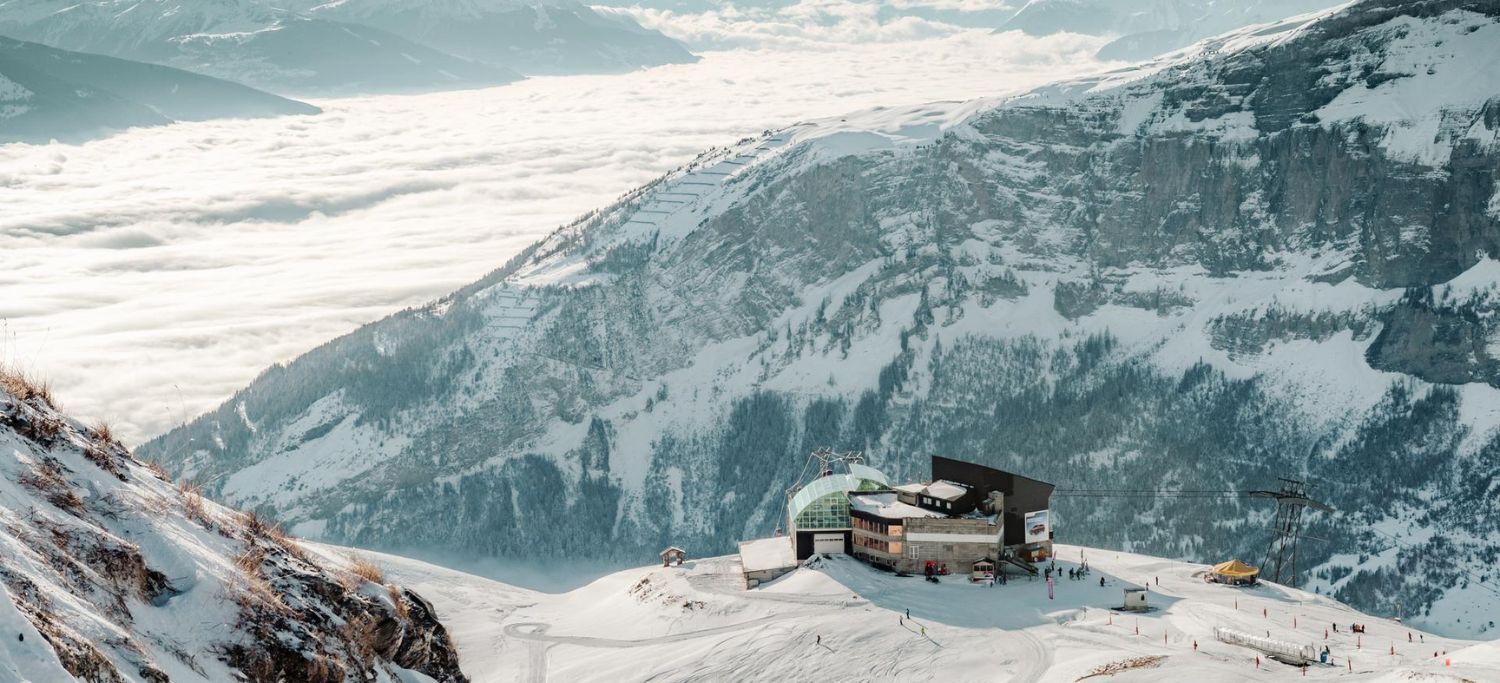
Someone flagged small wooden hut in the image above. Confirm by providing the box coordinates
[660,546,687,567]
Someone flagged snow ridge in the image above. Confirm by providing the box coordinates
[0,375,467,682]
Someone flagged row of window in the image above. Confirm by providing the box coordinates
[853,534,903,556]
[851,516,903,537]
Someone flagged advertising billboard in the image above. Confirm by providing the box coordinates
[1024,509,1050,544]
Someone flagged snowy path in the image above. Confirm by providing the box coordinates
[505,616,787,683]
[1010,629,1052,683]
[504,616,784,648]
[523,639,549,683]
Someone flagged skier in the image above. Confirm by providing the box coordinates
[1099,576,1105,588]
[1193,640,1198,652]
[816,635,821,645]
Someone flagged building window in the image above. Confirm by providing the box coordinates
[888,525,903,536]
[889,542,902,555]
[793,491,851,531]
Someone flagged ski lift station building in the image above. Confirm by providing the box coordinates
[784,454,1055,574]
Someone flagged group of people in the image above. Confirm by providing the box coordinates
[1042,561,1091,582]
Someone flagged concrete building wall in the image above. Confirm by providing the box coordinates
[907,517,1000,574]
[853,517,1001,574]
[745,566,795,588]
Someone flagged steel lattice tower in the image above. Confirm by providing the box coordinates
[1249,478,1332,585]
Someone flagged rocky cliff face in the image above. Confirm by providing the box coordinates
[0,371,468,682]
[146,0,1500,637]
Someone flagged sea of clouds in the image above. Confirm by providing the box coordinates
[1,8,1113,444]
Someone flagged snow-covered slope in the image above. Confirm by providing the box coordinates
[0,35,317,143]
[373,542,1498,681]
[0,0,520,96]
[145,0,1500,638]
[0,371,467,682]
[295,0,698,75]
[998,0,1349,61]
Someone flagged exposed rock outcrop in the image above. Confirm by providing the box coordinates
[0,371,469,681]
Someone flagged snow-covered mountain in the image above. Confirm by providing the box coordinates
[0,35,317,143]
[0,371,467,681]
[998,0,1348,61]
[294,0,698,75]
[0,0,520,96]
[144,0,1500,638]
[378,542,1500,681]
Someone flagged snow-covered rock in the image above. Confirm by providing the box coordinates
[145,0,1500,638]
[0,371,467,681]
[0,35,317,143]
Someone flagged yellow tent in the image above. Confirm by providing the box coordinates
[1211,559,1260,584]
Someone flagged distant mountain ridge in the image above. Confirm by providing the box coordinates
[0,35,317,143]
[0,0,694,96]
[295,0,699,75]
[998,0,1348,61]
[146,0,1500,638]
[0,0,520,96]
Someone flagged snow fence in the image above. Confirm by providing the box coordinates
[1213,626,1317,664]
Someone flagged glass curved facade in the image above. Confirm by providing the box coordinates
[788,468,890,531]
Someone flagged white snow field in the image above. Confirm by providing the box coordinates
[361,543,1497,682]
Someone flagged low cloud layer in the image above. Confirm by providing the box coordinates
[2,26,1112,445]
[613,0,1026,50]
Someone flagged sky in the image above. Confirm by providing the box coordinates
[0,8,1116,445]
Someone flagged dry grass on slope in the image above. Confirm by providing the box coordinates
[0,364,55,408]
